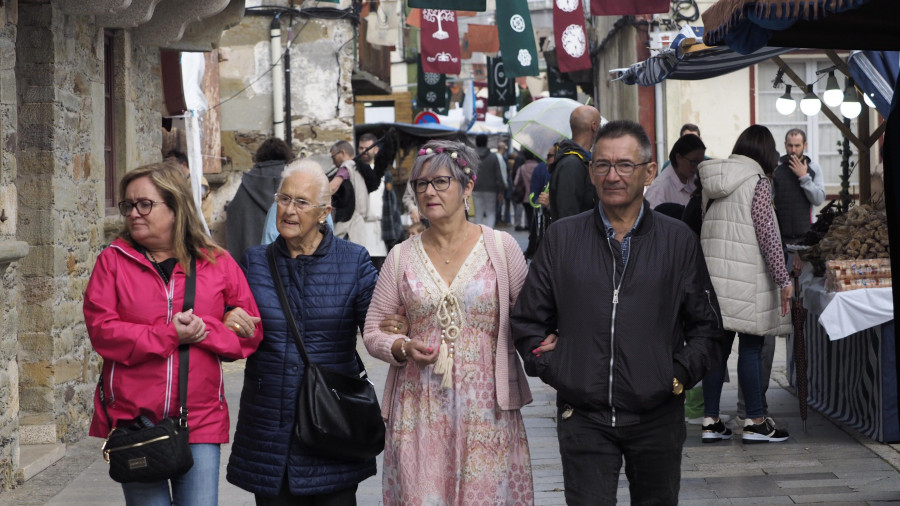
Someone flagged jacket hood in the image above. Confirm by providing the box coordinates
[475,146,492,158]
[555,138,588,157]
[241,160,286,211]
[699,154,765,200]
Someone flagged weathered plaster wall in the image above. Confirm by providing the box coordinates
[212,0,356,247]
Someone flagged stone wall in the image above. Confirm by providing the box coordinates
[13,0,163,461]
[0,2,20,489]
[210,0,356,248]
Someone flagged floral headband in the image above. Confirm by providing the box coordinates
[418,147,475,181]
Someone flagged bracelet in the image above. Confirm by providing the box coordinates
[399,337,411,360]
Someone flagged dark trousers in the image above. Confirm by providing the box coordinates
[557,403,685,505]
[255,475,357,506]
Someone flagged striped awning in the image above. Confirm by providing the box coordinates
[701,0,898,54]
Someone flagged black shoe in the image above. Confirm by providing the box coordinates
[701,417,733,443]
[515,226,527,231]
[742,417,789,443]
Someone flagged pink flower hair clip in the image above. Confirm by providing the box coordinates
[417,147,473,177]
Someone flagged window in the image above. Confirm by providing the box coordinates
[756,59,858,194]
[104,31,117,209]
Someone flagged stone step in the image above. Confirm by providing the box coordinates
[17,443,66,483]
[19,423,56,445]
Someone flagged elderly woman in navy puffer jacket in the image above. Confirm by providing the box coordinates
[226,159,378,505]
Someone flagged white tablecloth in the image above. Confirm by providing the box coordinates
[801,270,894,340]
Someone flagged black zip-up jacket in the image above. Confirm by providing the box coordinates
[549,139,595,221]
[511,203,724,426]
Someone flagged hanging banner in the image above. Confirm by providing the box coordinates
[590,0,669,16]
[548,66,578,99]
[495,0,539,78]
[417,61,447,109]
[554,0,592,73]
[409,0,486,11]
[420,9,462,74]
[468,24,500,53]
[487,57,517,107]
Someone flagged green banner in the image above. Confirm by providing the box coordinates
[408,0,486,10]
[548,66,578,99]
[487,57,516,107]
[495,0,539,78]
[417,61,447,109]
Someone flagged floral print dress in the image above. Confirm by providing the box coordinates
[382,235,534,506]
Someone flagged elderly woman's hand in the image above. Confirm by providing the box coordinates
[174,308,208,344]
[380,314,410,336]
[224,307,261,339]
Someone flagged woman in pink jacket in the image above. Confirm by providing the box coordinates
[83,161,263,506]
[364,140,534,505]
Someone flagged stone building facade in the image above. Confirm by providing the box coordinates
[0,0,243,489]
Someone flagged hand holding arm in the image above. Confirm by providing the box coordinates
[224,307,262,339]
[174,309,208,345]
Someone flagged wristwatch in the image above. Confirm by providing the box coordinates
[672,378,684,395]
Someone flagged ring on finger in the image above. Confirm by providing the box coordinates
[233,323,242,331]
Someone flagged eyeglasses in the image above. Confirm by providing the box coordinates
[679,155,704,167]
[118,199,165,217]
[412,176,453,193]
[274,193,325,211]
[590,160,652,177]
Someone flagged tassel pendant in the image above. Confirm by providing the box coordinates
[440,354,454,389]
[434,340,448,374]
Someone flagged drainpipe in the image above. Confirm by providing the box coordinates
[283,16,293,143]
[655,81,665,163]
[270,16,285,139]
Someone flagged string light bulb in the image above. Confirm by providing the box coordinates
[775,85,796,115]
[863,92,876,109]
[799,89,822,116]
[822,71,843,107]
[840,82,862,119]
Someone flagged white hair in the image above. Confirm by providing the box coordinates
[279,158,331,206]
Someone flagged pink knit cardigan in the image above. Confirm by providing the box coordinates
[363,225,533,421]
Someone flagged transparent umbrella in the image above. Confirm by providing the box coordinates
[508,97,582,163]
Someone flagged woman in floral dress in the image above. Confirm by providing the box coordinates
[364,140,534,506]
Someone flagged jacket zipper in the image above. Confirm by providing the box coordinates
[606,237,630,427]
[705,289,721,329]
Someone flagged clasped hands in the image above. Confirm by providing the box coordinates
[175,307,261,344]
[381,314,439,366]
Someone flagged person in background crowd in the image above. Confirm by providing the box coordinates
[472,134,506,227]
[660,123,703,173]
[513,149,538,232]
[698,125,793,445]
[513,120,723,504]
[85,161,263,506]
[524,145,555,259]
[496,141,512,228]
[549,105,601,221]
[227,159,378,505]
[645,134,707,208]
[357,133,392,270]
[227,138,293,261]
[364,140,534,505]
[774,128,826,244]
[330,140,388,269]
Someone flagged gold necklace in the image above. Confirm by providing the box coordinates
[430,227,470,265]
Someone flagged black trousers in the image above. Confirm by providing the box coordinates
[255,474,358,506]
[557,403,685,505]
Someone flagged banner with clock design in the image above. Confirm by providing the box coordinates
[408,0,485,10]
[417,61,448,109]
[553,0,592,73]
[589,0,669,15]
[495,0,539,78]
[420,9,462,74]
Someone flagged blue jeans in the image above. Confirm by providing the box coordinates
[703,332,767,419]
[557,404,685,505]
[121,444,220,506]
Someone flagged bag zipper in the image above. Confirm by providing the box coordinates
[102,433,173,462]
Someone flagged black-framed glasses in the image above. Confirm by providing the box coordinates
[117,199,165,217]
[412,176,453,193]
[590,160,652,177]
[274,193,325,211]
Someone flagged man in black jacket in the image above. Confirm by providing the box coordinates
[512,120,723,505]
[549,105,601,220]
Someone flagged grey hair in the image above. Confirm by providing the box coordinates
[409,140,478,194]
[592,120,653,162]
[279,158,331,207]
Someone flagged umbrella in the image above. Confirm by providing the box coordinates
[508,97,581,162]
[791,269,809,432]
[848,50,899,118]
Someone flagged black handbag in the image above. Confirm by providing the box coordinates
[99,258,196,483]
[267,243,385,461]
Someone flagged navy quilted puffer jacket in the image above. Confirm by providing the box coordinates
[226,230,378,497]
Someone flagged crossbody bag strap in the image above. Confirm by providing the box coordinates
[99,257,195,428]
[267,243,313,366]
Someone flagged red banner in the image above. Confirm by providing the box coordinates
[467,24,499,53]
[420,9,462,74]
[553,0,591,73]
[590,0,669,15]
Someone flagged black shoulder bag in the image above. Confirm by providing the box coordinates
[266,243,385,461]
[100,258,196,483]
